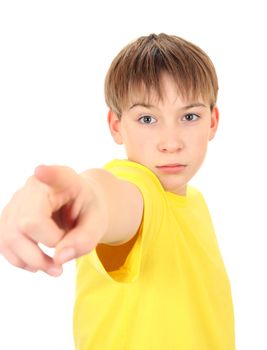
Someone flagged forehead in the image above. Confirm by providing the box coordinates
[126,74,207,109]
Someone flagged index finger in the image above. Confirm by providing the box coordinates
[34,165,81,194]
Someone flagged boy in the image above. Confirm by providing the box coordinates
[0,33,235,349]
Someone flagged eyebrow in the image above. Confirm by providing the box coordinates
[129,102,208,111]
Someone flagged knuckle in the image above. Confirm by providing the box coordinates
[3,252,25,269]
[45,241,56,248]
[6,231,22,248]
[25,266,38,273]
[13,260,26,269]
[42,229,63,248]
[21,255,45,272]
[47,238,61,248]
[18,218,36,233]
[0,229,17,249]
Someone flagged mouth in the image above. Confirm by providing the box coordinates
[156,164,187,174]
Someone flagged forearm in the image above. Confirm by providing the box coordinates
[81,168,143,245]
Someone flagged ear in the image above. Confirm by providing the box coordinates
[208,106,219,141]
[107,110,123,145]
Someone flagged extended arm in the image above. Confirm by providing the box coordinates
[0,165,143,276]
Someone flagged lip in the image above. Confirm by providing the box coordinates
[156,164,186,174]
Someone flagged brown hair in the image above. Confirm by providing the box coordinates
[104,33,218,117]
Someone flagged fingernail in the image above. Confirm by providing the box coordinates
[47,266,63,277]
[56,248,76,264]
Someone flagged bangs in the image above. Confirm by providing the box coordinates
[105,34,218,117]
[125,72,211,112]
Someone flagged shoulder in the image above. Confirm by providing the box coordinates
[104,159,160,180]
[186,186,213,222]
[104,159,165,197]
[187,185,206,203]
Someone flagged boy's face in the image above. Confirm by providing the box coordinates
[108,73,219,196]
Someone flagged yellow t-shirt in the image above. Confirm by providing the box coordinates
[74,160,235,350]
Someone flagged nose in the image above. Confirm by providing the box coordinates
[157,127,184,153]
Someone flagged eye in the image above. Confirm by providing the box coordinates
[182,113,200,122]
[138,115,157,124]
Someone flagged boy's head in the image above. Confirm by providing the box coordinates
[105,33,218,117]
[106,33,219,196]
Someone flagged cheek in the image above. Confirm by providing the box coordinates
[190,133,209,158]
[125,141,151,164]
[124,133,149,155]
[128,129,153,149]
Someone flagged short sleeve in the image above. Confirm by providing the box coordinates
[85,159,166,283]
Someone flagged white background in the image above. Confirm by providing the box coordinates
[0,1,266,349]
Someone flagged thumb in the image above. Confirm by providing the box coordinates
[53,225,99,265]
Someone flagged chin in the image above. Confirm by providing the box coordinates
[161,179,187,194]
